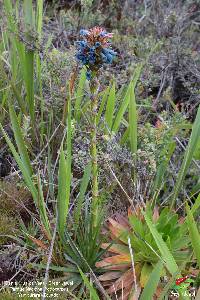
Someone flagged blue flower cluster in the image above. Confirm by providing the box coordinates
[101,48,116,64]
[76,42,116,65]
[75,28,117,80]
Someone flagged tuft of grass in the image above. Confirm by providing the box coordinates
[0,119,51,237]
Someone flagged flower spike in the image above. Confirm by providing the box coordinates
[75,26,116,80]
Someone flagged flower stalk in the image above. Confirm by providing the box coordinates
[89,78,100,225]
[75,26,116,226]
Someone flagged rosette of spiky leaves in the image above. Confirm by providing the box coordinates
[19,206,106,298]
[76,27,116,80]
[61,209,106,298]
[96,206,190,299]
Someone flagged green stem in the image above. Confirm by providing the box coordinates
[90,79,99,227]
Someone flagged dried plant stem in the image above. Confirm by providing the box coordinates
[128,236,138,293]
[42,215,58,300]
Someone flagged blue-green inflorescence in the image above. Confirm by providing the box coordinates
[76,27,117,80]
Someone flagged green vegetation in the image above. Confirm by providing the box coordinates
[0,0,199,299]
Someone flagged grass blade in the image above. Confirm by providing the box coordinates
[143,211,179,275]
[36,0,43,38]
[112,83,130,133]
[37,171,51,237]
[152,141,176,205]
[9,105,32,176]
[0,124,37,204]
[74,162,91,232]
[75,68,86,121]
[171,105,200,208]
[78,268,100,300]
[57,147,68,240]
[57,87,72,240]
[36,0,44,144]
[186,203,200,268]
[23,0,34,27]
[23,0,35,124]
[105,81,115,131]
[24,51,35,123]
[11,82,27,115]
[140,260,163,300]
[112,64,142,133]
[0,127,50,234]
[191,193,200,215]
[96,86,109,125]
[129,81,137,154]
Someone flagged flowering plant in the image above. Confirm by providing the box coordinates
[76,26,117,80]
[75,27,116,227]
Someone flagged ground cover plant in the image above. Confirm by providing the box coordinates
[0,0,200,299]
